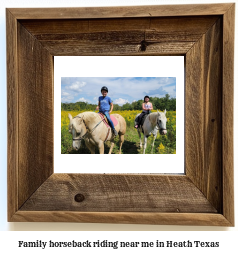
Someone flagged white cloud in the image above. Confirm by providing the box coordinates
[77,97,87,103]
[61,91,70,96]
[61,77,176,103]
[114,98,129,106]
[61,95,75,102]
[67,81,86,92]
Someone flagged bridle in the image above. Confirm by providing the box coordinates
[157,118,167,132]
[72,115,104,141]
[72,132,88,141]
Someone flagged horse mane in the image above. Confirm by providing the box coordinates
[75,111,101,124]
[149,111,166,125]
[149,112,159,125]
[75,111,95,118]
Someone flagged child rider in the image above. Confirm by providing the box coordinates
[96,86,118,136]
[135,95,153,128]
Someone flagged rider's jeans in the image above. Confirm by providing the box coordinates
[100,111,115,129]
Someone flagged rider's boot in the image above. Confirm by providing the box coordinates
[112,128,118,136]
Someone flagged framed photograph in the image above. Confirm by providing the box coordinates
[55,56,184,174]
[7,3,234,225]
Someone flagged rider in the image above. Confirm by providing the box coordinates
[135,95,153,128]
[96,86,118,136]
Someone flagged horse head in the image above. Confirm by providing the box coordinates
[68,113,87,150]
[157,110,167,135]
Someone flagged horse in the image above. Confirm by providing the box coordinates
[68,112,126,154]
[135,110,167,154]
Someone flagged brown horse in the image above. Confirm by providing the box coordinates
[68,112,126,154]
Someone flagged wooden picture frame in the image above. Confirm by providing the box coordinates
[7,3,234,226]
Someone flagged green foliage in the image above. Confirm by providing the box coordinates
[61,125,91,154]
[61,125,72,154]
[61,94,176,112]
[61,101,96,111]
[155,111,176,154]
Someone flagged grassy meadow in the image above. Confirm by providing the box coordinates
[61,110,176,154]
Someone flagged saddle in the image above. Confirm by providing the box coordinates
[98,112,110,127]
[98,113,118,127]
[135,114,148,127]
[98,113,118,141]
[135,114,149,134]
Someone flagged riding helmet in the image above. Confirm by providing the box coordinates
[144,95,150,101]
[101,86,108,92]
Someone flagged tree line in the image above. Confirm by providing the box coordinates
[61,94,176,112]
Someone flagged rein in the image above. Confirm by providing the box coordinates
[157,124,167,131]
[72,115,105,141]
[156,118,167,132]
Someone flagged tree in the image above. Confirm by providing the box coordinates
[122,102,132,111]
[113,104,121,111]
[61,95,176,111]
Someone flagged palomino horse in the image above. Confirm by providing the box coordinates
[135,110,167,154]
[68,112,126,154]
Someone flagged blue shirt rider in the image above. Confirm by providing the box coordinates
[96,86,118,136]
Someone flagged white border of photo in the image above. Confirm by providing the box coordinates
[54,56,184,174]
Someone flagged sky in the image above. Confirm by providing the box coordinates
[61,77,176,105]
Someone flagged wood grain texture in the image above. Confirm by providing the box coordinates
[18,23,54,208]
[222,4,235,226]
[8,4,233,19]
[20,174,217,213]
[19,17,218,56]
[11,211,232,226]
[186,18,223,212]
[20,16,218,34]
[6,9,18,221]
[38,41,193,56]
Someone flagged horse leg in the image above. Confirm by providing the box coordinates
[108,141,115,154]
[98,141,104,154]
[151,130,158,153]
[151,135,156,154]
[85,141,95,154]
[138,130,142,148]
[143,136,147,154]
[118,134,124,154]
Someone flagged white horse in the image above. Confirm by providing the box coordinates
[68,112,126,154]
[135,110,167,154]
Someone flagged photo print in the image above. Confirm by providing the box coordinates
[54,56,184,173]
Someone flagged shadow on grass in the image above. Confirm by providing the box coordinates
[120,139,140,154]
[67,140,91,154]
[66,139,140,154]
